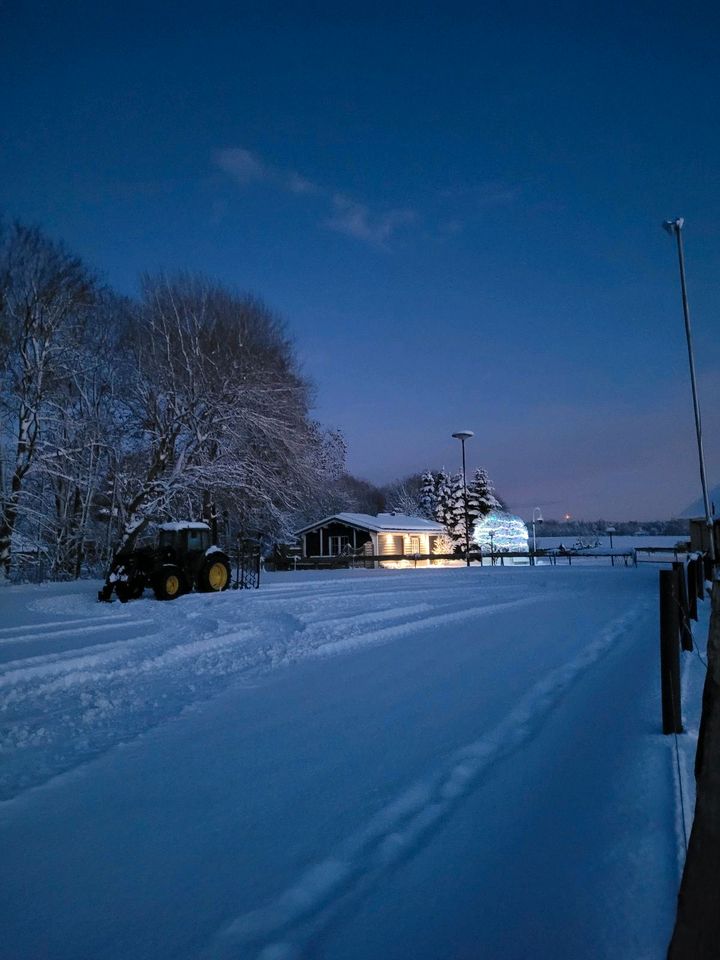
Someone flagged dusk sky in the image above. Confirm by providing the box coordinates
[2,1,719,520]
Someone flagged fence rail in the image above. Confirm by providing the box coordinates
[286,549,640,570]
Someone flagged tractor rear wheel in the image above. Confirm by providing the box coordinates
[197,556,231,592]
[153,565,184,600]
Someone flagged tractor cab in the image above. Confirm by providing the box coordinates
[158,522,212,555]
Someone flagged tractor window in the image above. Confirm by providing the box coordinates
[159,530,177,550]
[187,528,207,551]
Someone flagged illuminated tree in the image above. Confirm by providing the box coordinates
[473,511,529,552]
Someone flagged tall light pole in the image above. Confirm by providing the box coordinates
[663,218,716,569]
[532,507,543,556]
[452,431,474,567]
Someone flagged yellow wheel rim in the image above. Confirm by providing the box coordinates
[165,574,180,596]
[208,561,228,590]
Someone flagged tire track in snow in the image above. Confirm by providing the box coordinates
[1,588,544,800]
[0,614,138,636]
[0,617,154,647]
[308,595,548,658]
[210,601,652,960]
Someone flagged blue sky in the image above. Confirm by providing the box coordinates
[2,1,719,519]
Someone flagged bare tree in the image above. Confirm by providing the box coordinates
[112,275,344,552]
[39,294,125,576]
[383,472,426,516]
[0,223,95,576]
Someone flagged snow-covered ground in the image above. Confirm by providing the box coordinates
[0,565,710,959]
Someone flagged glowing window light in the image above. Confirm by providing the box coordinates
[472,511,529,552]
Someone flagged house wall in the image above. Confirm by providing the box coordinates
[402,533,430,555]
[378,531,436,567]
[304,530,321,556]
[689,518,720,555]
[379,533,404,557]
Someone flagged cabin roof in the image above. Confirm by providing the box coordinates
[294,512,444,536]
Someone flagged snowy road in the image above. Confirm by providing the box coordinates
[0,567,700,959]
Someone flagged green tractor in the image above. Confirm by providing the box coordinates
[98,522,232,603]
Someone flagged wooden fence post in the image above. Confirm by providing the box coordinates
[674,561,694,651]
[668,581,720,958]
[695,556,705,601]
[660,569,683,734]
[687,560,699,621]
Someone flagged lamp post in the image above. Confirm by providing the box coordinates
[663,218,715,569]
[532,507,543,558]
[452,430,474,567]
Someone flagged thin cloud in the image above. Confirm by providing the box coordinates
[214,147,321,196]
[214,145,417,247]
[286,172,320,195]
[326,194,417,246]
[215,147,267,185]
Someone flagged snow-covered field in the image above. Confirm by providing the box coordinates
[536,535,686,551]
[0,565,709,959]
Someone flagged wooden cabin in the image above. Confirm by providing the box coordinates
[294,513,445,567]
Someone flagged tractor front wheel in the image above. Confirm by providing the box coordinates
[116,576,146,603]
[154,565,184,601]
[197,556,231,593]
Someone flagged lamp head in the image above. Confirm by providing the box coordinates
[663,218,684,235]
[452,430,474,441]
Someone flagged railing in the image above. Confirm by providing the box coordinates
[291,549,640,569]
[665,556,718,957]
[635,544,691,563]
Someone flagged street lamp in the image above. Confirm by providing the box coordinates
[452,430,474,567]
[662,218,716,569]
[606,525,616,550]
[532,507,543,556]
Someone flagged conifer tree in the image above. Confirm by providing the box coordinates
[432,470,461,544]
[447,472,468,546]
[466,468,500,539]
[419,471,438,521]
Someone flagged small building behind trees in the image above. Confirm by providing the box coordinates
[295,513,444,567]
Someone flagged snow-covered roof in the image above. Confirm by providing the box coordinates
[295,512,444,536]
[158,522,210,532]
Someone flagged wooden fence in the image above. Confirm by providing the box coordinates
[287,549,639,570]
[668,567,719,958]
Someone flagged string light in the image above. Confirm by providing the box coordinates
[473,511,529,552]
